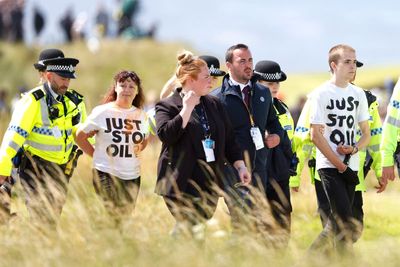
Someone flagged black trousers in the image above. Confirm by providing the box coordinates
[19,155,70,224]
[310,168,356,252]
[266,177,292,232]
[93,169,140,220]
[314,179,364,242]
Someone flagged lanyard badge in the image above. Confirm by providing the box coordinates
[250,127,264,150]
[202,138,215,162]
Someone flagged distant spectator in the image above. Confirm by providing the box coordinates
[95,3,109,37]
[60,8,74,42]
[0,89,9,115]
[33,6,45,40]
[72,12,88,41]
[9,0,24,43]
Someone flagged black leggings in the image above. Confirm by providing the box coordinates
[93,169,140,218]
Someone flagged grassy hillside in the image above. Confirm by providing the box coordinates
[1,40,400,266]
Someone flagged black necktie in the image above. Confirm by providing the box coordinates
[242,85,250,107]
[56,95,64,102]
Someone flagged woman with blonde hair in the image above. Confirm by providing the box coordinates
[155,51,250,235]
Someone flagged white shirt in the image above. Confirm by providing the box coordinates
[80,102,149,180]
[310,81,369,170]
[229,77,251,99]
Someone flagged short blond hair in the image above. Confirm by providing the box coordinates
[328,44,356,72]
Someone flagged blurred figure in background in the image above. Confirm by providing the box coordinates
[59,7,74,42]
[76,70,148,226]
[33,5,45,42]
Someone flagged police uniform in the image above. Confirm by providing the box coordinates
[254,60,293,237]
[0,54,86,222]
[381,78,400,171]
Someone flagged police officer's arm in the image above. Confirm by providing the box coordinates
[0,94,38,179]
[381,79,400,181]
[310,123,347,172]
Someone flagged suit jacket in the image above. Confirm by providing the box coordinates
[212,74,284,187]
[155,88,243,196]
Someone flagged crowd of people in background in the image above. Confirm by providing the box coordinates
[0,0,157,44]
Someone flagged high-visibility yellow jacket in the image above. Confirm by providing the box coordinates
[0,84,87,176]
[381,78,400,167]
[273,98,294,141]
[289,90,382,191]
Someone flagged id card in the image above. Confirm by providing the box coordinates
[52,126,62,138]
[250,127,264,150]
[202,139,215,162]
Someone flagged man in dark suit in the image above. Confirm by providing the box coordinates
[212,44,284,234]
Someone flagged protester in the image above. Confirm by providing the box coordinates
[76,70,148,224]
[291,60,386,243]
[155,50,250,237]
[308,44,371,253]
[0,49,87,224]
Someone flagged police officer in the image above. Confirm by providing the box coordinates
[381,78,400,182]
[0,49,87,223]
[253,60,294,241]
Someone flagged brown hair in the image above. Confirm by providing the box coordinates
[225,43,249,63]
[328,44,356,73]
[102,70,145,108]
[175,50,207,86]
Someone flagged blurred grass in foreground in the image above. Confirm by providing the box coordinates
[1,40,400,266]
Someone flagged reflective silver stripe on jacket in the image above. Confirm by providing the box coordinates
[25,140,63,151]
[387,116,400,128]
[368,144,380,152]
[9,140,21,152]
[39,97,51,127]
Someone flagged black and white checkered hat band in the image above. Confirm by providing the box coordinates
[254,71,282,81]
[46,64,75,73]
[209,65,224,76]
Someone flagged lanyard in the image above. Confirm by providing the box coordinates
[242,87,256,127]
[195,101,211,139]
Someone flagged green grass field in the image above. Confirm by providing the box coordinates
[1,40,400,266]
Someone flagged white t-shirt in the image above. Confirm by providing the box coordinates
[80,102,149,180]
[310,82,369,170]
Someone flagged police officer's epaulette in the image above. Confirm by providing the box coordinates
[65,89,83,105]
[364,90,377,108]
[31,88,45,101]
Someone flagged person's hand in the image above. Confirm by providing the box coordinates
[291,187,299,193]
[238,166,251,185]
[87,130,98,138]
[375,176,388,193]
[337,162,347,173]
[382,165,395,181]
[264,133,280,148]
[182,90,200,109]
[336,142,353,155]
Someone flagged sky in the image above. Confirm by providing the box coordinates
[23,0,400,73]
